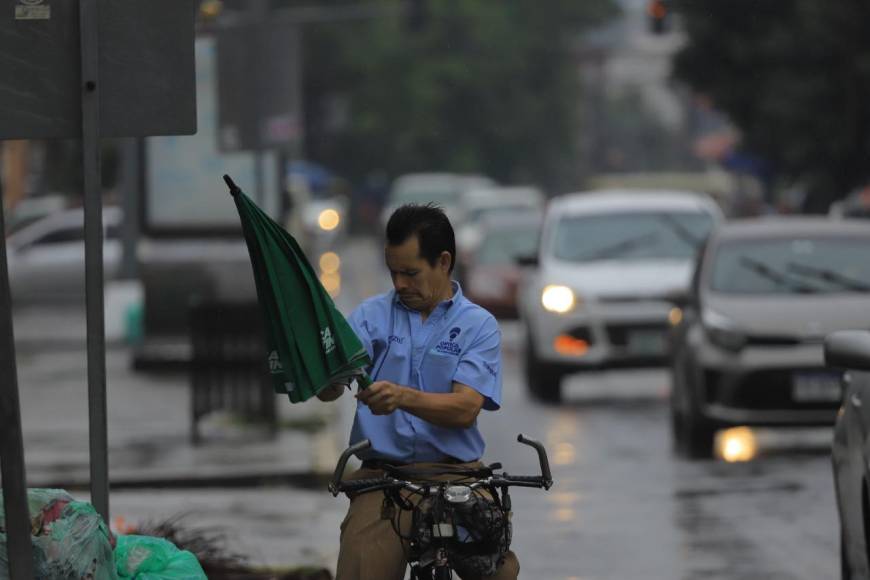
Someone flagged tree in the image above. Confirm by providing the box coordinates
[302,0,618,192]
[673,0,870,212]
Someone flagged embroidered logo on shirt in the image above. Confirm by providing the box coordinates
[388,335,405,344]
[435,327,463,356]
[484,361,498,378]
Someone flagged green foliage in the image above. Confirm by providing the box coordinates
[673,0,870,211]
[303,0,618,191]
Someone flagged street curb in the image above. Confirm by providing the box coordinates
[29,470,332,492]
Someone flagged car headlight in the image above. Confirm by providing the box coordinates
[541,285,577,314]
[702,308,746,352]
[317,209,340,231]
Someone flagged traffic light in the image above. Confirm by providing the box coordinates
[648,0,669,35]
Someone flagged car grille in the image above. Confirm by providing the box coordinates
[566,326,594,344]
[704,368,841,410]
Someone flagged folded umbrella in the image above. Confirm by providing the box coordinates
[225,174,371,403]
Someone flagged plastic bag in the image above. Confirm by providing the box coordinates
[0,488,117,580]
[115,535,206,580]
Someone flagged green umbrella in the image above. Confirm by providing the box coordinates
[224,174,372,403]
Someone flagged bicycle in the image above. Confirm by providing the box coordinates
[329,434,554,579]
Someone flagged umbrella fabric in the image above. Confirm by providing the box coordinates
[225,174,371,403]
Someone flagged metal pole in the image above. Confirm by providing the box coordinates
[0,195,35,580]
[79,0,110,523]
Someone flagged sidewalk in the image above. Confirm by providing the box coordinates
[10,305,354,491]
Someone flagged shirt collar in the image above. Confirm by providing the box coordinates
[393,280,463,313]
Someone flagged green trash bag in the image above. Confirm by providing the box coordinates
[0,488,117,580]
[115,535,206,580]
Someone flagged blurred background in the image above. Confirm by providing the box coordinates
[4,0,870,577]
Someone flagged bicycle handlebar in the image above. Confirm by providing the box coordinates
[329,439,372,496]
[329,434,554,496]
[516,433,553,489]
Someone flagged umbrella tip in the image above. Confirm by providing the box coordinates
[223,174,241,197]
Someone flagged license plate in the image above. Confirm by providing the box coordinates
[792,372,843,402]
[626,330,666,355]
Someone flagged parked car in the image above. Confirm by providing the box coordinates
[380,173,495,229]
[463,212,542,319]
[829,186,870,220]
[455,185,545,255]
[6,207,123,303]
[517,189,722,403]
[826,330,870,579]
[670,218,870,459]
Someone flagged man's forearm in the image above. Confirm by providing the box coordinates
[399,388,479,429]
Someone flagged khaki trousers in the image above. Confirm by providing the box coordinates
[335,462,520,580]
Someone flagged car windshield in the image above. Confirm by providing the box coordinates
[392,186,461,207]
[551,212,714,262]
[710,237,870,294]
[476,226,540,266]
[468,205,535,223]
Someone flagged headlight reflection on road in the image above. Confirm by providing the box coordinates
[320,272,341,297]
[319,251,341,274]
[716,426,758,462]
[547,491,580,524]
[553,442,576,466]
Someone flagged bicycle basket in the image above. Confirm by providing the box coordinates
[410,490,512,577]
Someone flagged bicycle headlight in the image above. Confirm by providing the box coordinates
[445,485,473,504]
[541,285,576,314]
[702,308,746,352]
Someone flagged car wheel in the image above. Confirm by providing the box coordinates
[523,336,563,403]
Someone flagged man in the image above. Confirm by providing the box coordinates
[318,203,519,580]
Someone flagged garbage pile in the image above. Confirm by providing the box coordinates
[0,489,206,580]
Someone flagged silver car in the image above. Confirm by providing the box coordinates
[517,189,722,402]
[670,218,870,459]
[7,207,123,304]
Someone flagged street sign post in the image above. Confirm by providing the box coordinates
[0,1,196,574]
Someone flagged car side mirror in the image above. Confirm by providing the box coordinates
[515,254,538,268]
[825,330,870,370]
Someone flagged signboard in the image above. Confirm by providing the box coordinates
[0,0,197,139]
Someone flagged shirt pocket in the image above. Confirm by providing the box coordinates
[422,351,460,392]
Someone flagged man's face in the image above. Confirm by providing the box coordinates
[385,234,451,314]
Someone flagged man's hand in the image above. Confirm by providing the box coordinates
[357,380,406,415]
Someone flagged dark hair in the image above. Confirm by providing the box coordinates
[386,203,456,273]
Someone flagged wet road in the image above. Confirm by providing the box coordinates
[111,235,839,578]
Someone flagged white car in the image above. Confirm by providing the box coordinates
[455,185,545,257]
[380,173,495,229]
[6,207,123,303]
[517,189,723,402]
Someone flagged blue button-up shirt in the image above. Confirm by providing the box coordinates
[347,282,502,463]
